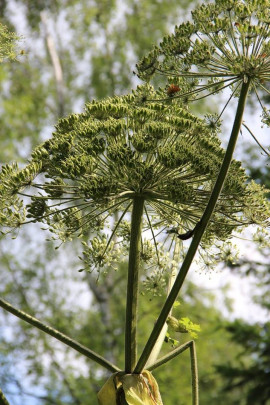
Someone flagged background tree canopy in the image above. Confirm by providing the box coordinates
[0,1,269,404]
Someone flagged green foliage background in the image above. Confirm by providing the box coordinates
[0,1,269,404]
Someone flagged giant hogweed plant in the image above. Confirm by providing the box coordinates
[0,1,270,404]
[0,85,269,404]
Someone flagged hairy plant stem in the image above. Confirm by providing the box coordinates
[0,298,120,373]
[125,197,145,372]
[134,79,251,374]
[190,341,199,405]
[0,388,10,405]
[147,340,193,371]
[146,239,180,366]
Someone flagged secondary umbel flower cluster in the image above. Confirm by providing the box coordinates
[137,0,270,109]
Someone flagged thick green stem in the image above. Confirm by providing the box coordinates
[134,79,251,374]
[147,340,193,371]
[190,341,199,405]
[125,197,144,372]
[0,298,120,373]
[0,388,10,405]
[148,340,199,405]
[146,240,180,366]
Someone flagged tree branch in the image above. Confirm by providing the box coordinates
[40,10,65,117]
